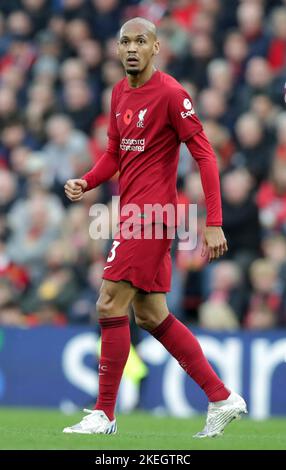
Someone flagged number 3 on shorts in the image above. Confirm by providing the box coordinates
[107,241,120,262]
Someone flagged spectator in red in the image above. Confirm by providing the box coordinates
[267,7,286,72]
[244,259,281,330]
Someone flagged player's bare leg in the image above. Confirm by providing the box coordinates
[133,292,247,438]
[63,280,137,434]
[132,291,169,331]
[96,279,137,318]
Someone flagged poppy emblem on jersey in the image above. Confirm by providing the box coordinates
[124,109,133,125]
[137,108,147,128]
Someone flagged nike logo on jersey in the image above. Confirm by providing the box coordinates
[103,266,112,270]
[116,113,121,118]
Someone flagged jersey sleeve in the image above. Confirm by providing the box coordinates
[168,87,203,142]
[81,137,119,190]
[107,86,120,141]
[186,131,222,226]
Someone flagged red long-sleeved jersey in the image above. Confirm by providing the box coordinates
[83,70,222,226]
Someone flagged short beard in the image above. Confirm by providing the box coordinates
[126,68,139,76]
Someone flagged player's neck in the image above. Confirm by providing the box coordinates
[127,65,156,88]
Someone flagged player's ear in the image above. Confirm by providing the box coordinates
[153,40,160,55]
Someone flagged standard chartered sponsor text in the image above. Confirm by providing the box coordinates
[120,138,145,152]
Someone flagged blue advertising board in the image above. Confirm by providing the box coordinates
[0,327,285,418]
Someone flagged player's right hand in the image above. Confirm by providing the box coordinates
[64,178,87,201]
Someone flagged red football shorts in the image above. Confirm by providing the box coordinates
[102,223,174,292]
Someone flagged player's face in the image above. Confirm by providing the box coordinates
[117,24,159,76]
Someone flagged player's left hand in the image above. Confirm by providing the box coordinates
[201,226,228,262]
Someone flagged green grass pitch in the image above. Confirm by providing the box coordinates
[0,408,285,450]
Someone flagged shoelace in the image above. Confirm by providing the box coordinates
[205,405,224,429]
[198,414,221,434]
[81,409,106,426]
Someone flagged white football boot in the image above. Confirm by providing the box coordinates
[193,391,247,438]
[63,409,117,435]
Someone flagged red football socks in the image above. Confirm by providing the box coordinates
[94,315,130,420]
[151,314,230,402]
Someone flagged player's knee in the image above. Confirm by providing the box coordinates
[96,296,115,318]
[134,311,159,331]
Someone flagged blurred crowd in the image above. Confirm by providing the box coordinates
[1,0,286,330]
